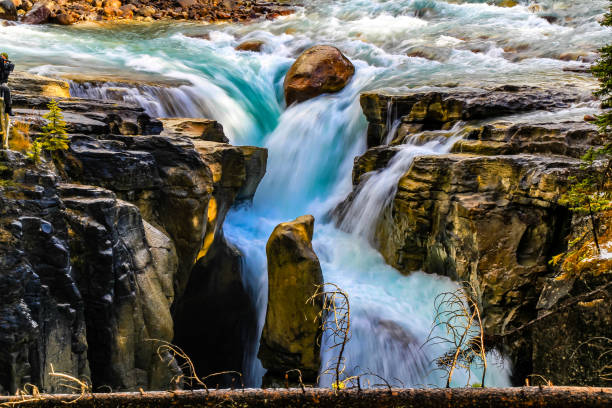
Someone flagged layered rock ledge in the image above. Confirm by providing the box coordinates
[0,73,267,393]
[338,85,611,386]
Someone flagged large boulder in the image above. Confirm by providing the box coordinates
[259,215,323,385]
[0,0,17,20]
[22,0,54,23]
[235,40,265,52]
[284,45,355,106]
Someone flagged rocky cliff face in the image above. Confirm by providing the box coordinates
[172,138,267,387]
[339,86,612,386]
[0,74,267,393]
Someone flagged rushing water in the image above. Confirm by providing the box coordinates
[3,0,610,388]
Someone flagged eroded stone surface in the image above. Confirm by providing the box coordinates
[340,85,611,386]
[259,215,323,385]
[0,73,268,393]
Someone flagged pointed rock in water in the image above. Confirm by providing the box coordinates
[259,215,323,386]
[235,40,265,52]
[284,45,355,106]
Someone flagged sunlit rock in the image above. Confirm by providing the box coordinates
[236,40,265,52]
[259,215,323,386]
[284,45,355,106]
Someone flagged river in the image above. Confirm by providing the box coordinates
[2,0,609,388]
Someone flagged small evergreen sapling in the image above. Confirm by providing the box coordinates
[27,99,69,164]
[26,140,43,164]
[40,99,69,153]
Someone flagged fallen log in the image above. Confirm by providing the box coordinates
[0,387,611,407]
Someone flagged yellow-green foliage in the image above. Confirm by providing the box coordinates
[40,99,69,152]
[554,210,612,280]
[27,100,70,164]
[27,140,43,164]
[559,145,612,255]
[9,121,31,152]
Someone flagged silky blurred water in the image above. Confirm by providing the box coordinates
[4,0,610,388]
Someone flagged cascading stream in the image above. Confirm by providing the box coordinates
[338,130,462,240]
[4,0,610,389]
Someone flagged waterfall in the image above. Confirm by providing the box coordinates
[60,31,515,392]
[338,131,461,241]
[62,30,514,391]
[13,0,609,389]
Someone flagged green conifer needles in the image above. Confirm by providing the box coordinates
[592,2,612,132]
[40,99,69,152]
[27,99,69,164]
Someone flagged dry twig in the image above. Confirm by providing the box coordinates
[424,283,487,388]
[307,283,351,391]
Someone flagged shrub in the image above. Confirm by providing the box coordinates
[27,100,70,164]
[9,121,31,153]
[27,140,43,164]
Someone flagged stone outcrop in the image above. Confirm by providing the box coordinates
[0,73,268,393]
[339,85,611,386]
[172,140,267,387]
[62,134,214,299]
[372,154,574,328]
[160,118,229,143]
[284,45,355,106]
[0,151,180,393]
[360,86,592,148]
[259,215,323,386]
[522,210,612,387]
[0,0,17,20]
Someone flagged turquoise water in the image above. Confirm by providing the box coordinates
[3,0,610,388]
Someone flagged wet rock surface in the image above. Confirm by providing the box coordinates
[284,45,355,106]
[0,152,179,393]
[360,86,592,148]
[0,73,267,393]
[340,85,612,386]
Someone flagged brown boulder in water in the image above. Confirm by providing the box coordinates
[284,45,355,106]
[235,40,265,52]
[22,0,53,23]
[53,12,74,24]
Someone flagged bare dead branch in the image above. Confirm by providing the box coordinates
[424,283,488,388]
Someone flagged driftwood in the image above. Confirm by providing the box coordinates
[0,387,610,407]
